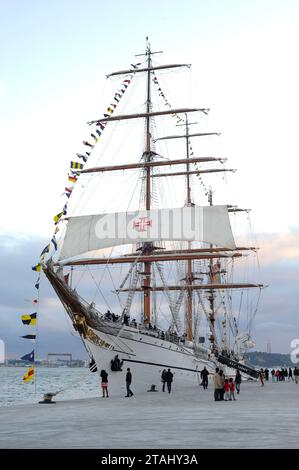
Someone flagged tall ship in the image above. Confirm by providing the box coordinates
[43,40,263,394]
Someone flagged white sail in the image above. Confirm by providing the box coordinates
[59,205,235,261]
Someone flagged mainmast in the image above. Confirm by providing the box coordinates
[207,189,217,354]
[185,114,193,341]
[141,38,155,324]
[82,39,209,326]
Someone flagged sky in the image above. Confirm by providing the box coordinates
[0,0,299,359]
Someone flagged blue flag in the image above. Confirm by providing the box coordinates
[20,350,35,363]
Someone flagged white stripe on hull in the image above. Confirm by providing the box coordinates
[85,327,215,396]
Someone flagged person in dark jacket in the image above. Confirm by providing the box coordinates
[165,369,174,393]
[125,368,134,397]
[219,370,225,400]
[235,370,242,394]
[100,369,109,398]
[161,369,167,392]
[200,367,209,390]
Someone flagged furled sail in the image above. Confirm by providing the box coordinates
[59,205,235,261]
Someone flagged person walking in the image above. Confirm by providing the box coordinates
[200,367,209,390]
[271,369,275,382]
[161,369,167,392]
[288,367,293,382]
[294,367,299,384]
[235,370,242,394]
[259,369,265,386]
[100,369,109,398]
[165,368,174,393]
[125,368,134,397]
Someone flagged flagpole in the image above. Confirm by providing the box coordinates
[34,275,40,395]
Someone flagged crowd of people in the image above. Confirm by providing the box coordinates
[259,367,299,384]
[104,310,188,345]
[98,363,299,400]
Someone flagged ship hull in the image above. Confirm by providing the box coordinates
[85,326,215,396]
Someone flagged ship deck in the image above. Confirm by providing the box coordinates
[0,381,298,449]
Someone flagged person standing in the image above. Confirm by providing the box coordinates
[161,369,167,392]
[125,368,134,397]
[294,367,299,384]
[219,370,225,400]
[200,367,209,390]
[213,368,222,401]
[235,370,242,394]
[100,369,109,398]
[275,369,280,382]
[271,369,275,382]
[288,367,293,382]
[224,379,230,401]
[165,368,174,393]
[229,378,236,401]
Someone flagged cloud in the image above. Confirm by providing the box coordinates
[257,230,299,265]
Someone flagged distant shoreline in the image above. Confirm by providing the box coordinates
[0,365,87,368]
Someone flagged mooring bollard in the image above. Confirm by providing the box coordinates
[39,393,56,404]
[147,384,158,392]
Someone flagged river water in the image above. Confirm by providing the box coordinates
[0,367,100,407]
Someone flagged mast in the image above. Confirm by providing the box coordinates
[208,189,217,353]
[185,114,193,341]
[143,38,153,324]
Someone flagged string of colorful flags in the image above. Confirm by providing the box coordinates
[151,72,210,198]
[49,65,140,234]
[20,63,141,383]
[20,306,37,383]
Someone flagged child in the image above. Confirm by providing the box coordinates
[229,377,236,400]
[224,379,230,401]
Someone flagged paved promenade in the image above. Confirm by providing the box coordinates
[0,381,298,448]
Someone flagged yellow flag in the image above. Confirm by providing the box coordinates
[23,366,34,382]
[21,313,37,326]
[53,212,64,224]
[32,263,42,272]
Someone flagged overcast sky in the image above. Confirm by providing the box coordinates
[0,0,298,359]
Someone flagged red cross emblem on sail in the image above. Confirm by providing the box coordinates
[133,217,153,232]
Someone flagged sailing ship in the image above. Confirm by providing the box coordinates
[43,40,263,394]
